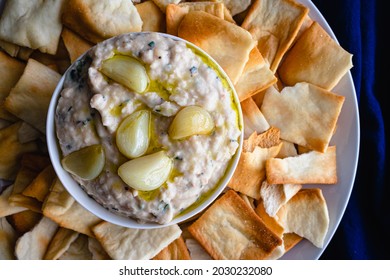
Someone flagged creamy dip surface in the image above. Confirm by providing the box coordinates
[55,33,241,224]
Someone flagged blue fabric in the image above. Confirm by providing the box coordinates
[311,0,388,259]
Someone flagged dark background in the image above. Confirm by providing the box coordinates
[312,0,388,259]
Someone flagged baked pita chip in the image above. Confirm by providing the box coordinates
[241,97,270,139]
[61,28,93,64]
[42,178,102,237]
[29,38,71,75]
[0,122,38,180]
[185,238,212,260]
[260,181,302,217]
[283,233,303,252]
[136,1,166,33]
[266,146,337,185]
[235,47,277,101]
[278,21,353,90]
[229,143,282,199]
[243,127,281,152]
[0,217,17,260]
[0,51,25,121]
[11,166,39,195]
[153,236,191,260]
[222,5,235,23]
[44,227,80,260]
[178,11,256,84]
[17,122,41,144]
[254,202,286,259]
[0,40,20,57]
[8,194,42,213]
[261,82,345,152]
[92,221,182,260]
[151,0,181,12]
[0,40,34,61]
[277,188,329,248]
[4,59,61,133]
[0,51,25,100]
[0,185,27,217]
[58,234,92,260]
[255,202,284,237]
[241,0,308,72]
[15,216,59,259]
[62,0,143,44]
[88,237,111,260]
[277,140,298,158]
[5,210,42,235]
[0,0,64,54]
[187,0,251,17]
[22,165,56,202]
[166,2,224,36]
[188,190,282,259]
[222,0,252,16]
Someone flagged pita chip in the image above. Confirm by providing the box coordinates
[0,122,38,180]
[279,21,353,90]
[88,237,111,260]
[261,82,345,152]
[44,227,80,260]
[188,190,282,259]
[92,221,182,260]
[5,210,42,235]
[0,185,27,218]
[42,178,102,237]
[260,181,302,217]
[254,202,286,259]
[166,2,224,36]
[17,122,41,144]
[4,59,61,133]
[277,188,329,248]
[185,238,212,260]
[62,0,142,44]
[15,216,59,259]
[136,1,166,33]
[241,0,308,72]
[277,140,298,158]
[0,51,25,121]
[153,236,191,260]
[0,0,65,54]
[22,165,56,202]
[178,11,256,84]
[58,234,92,260]
[61,28,93,63]
[266,146,337,185]
[241,97,270,139]
[283,233,303,252]
[0,217,17,259]
[151,0,181,12]
[235,47,277,101]
[243,126,281,152]
[229,143,282,199]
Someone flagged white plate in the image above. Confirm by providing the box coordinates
[0,0,359,260]
[279,0,360,259]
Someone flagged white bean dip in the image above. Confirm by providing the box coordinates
[55,33,241,224]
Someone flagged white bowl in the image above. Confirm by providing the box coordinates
[46,32,243,229]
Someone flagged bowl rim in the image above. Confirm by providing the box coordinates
[46,31,244,229]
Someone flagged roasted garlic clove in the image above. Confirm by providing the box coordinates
[168,106,215,140]
[61,144,105,180]
[100,55,149,93]
[118,151,172,191]
[116,110,150,159]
